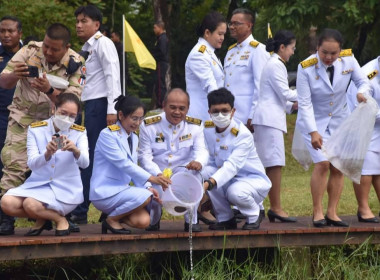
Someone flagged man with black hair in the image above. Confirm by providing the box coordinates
[202,87,271,230]
[71,4,121,224]
[0,23,83,235]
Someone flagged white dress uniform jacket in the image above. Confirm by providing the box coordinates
[22,118,89,204]
[203,118,271,197]
[347,57,380,152]
[253,53,297,133]
[186,37,224,121]
[296,50,371,136]
[90,122,152,201]
[81,31,121,114]
[224,34,270,123]
[138,112,209,175]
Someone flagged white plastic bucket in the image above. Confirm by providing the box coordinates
[161,171,203,216]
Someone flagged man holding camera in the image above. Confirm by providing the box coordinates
[0,23,83,235]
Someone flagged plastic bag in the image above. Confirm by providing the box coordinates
[322,95,379,184]
[40,74,69,89]
[292,125,313,171]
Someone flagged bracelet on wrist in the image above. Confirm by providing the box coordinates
[46,87,54,95]
[205,179,215,191]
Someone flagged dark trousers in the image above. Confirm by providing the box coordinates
[72,98,107,217]
[154,62,169,108]
[0,111,9,180]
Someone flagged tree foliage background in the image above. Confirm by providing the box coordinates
[1,0,380,98]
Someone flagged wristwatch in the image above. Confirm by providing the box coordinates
[204,179,215,191]
[46,87,54,95]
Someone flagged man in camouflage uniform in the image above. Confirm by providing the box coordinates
[0,23,84,235]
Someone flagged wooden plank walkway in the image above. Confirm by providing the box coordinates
[0,215,379,261]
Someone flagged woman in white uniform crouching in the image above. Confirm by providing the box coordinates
[90,95,171,234]
[253,30,298,223]
[1,93,89,236]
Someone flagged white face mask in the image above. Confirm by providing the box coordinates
[211,112,232,128]
[53,114,75,131]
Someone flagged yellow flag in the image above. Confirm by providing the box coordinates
[267,23,273,39]
[124,19,156,70]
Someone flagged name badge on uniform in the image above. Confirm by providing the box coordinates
[220,145,228,150]
[342,68,353,75]
[240,55,249,60]
[179,133,192,142]
[155,132,165,143]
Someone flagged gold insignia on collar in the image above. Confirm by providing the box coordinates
[198,45,206,53]
[339,49,352,57]
[228,43,237,51]
[249,41,260,48]
[186,116,202,126]
[70,124,85,132]
[30,121,48,128]
[230,127,239,136]
[367,70,378,80]
[300,58,318,69]
[108,124,120,131]
[95,34,103,40]
[204,121,215,128]
[144,116,162,125]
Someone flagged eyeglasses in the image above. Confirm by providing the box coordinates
[130,116,145,123]
[210,110,232,117]
[227,21,248,28]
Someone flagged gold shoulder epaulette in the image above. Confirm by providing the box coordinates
[300,58,318,69]
[367,70,378,80]
[144,116,162,125]
[198,45,206,53]
[107,124,120,131]
[249,41,260,48]
[204,121,215,128]
[95,34,103,40]
[186,116,202,126]
[228,43,237,51]
[70,124,85,132]
[30,121,47,128]
[231,127,239,136]
[339,49,352,57]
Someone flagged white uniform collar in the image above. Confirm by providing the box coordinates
[237,34,254,48]
[162,112,183,129]
[215,118,237,135]
[316,51,336,70]
[84,31,102,48]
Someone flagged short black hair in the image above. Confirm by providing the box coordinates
[55,93,81,113]
[207,87,235,109]
[232,8,255,25]
[196,11,226,37]
[318,28,343,48]
[75,4,103,25]
[114,95,145,119]
[46,23,71,46]
[154,20,165,30]
[100,24,110,37]
[0,16,22,32]
[163,88,190,106]
[266,30,296,53]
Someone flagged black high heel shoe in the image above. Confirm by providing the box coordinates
[55,228,70,236]
[325,215,348,227]
[102,220,131,234]
[25,220,53,236]
[267,209,297,223]
[357,212,379,223]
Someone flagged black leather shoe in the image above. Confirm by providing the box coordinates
[209,217,237,230]
[325,215,348,227]
[145,220,160,231]
[0,214,15,235]
[25,220,53,236]
[312,218,327,228]
[267,209,297,223]
[68,219,80,233]
[98,212,108,223]
[69,214,87,225]
[197,211,216,225]
[232,209,245,220]
[259,210,265,223]
[55,228,70,236]
[357,212,379,223]
[184,222,202,232]
[242,220,260,230]
[102,220,131,234]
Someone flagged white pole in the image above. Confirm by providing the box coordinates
[122,14,126,96]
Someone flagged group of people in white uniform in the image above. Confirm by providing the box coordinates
[2,8,380,236]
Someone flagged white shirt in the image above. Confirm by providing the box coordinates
[224,34,270,123]
[81,31,121,114]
